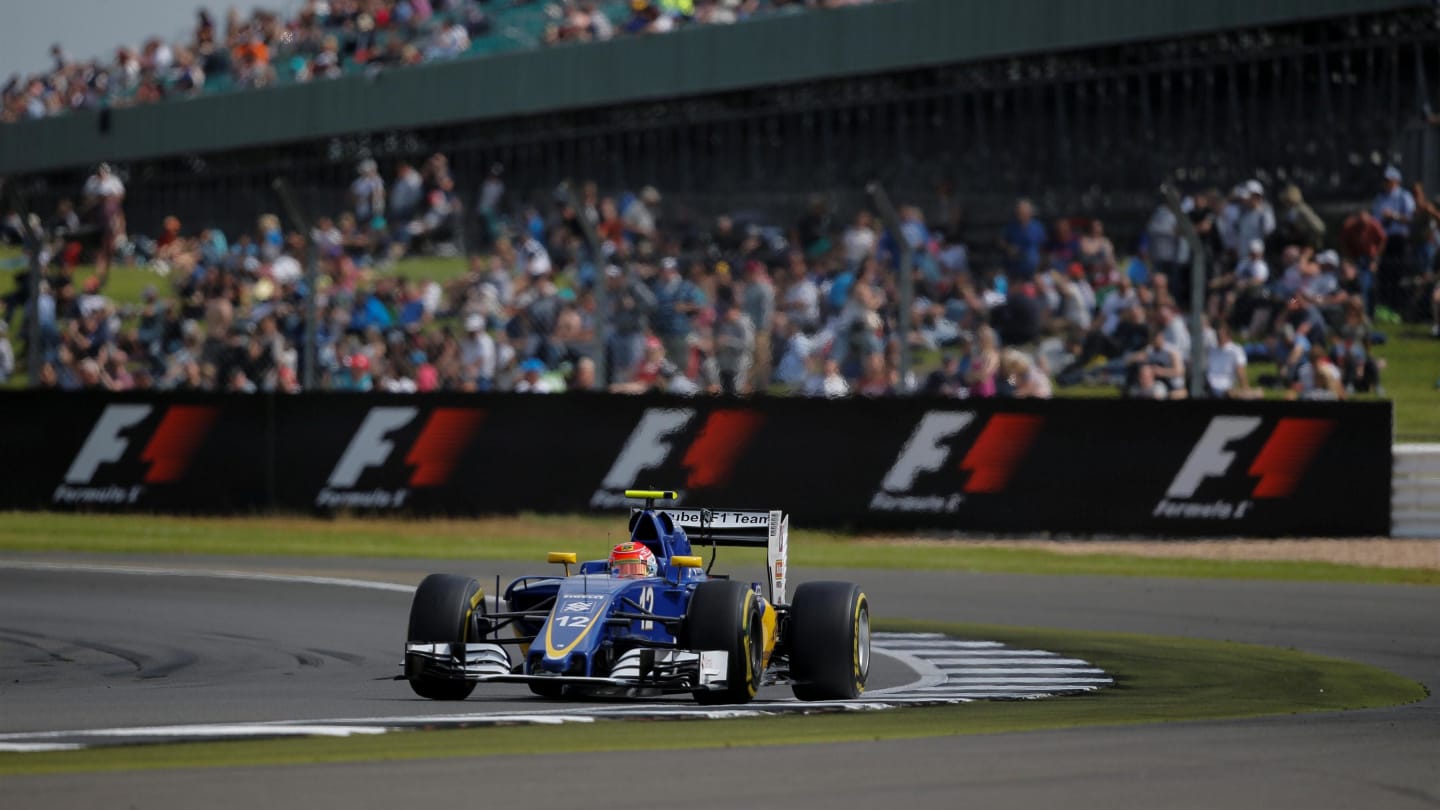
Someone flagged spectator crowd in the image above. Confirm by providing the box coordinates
[2,0,894,124]
[3,153,1436,399]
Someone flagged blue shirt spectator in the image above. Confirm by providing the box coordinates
[1372,166,1416,238]
[1003,199,1047,280]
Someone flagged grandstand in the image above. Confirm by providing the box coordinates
[0,0,1436,405]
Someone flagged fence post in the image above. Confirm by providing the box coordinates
[271,179,319,391]
[557,180,609,389]
[867,182,913,388]
[1160,183,1207,398]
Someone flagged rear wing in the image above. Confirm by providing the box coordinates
[647,508,789,605]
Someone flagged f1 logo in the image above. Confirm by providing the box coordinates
[1167,416,1335,499]
[64,404,219,485]
[326,407,483,489]
[879,412,1042,494]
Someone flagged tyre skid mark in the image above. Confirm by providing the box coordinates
[0,632,1112,751]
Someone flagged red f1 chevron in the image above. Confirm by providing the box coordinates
[1154,416,1337,520]
[871,411,1045,513]
[317,407,484,508]
[590,408,765,508]
[55,404,219,505]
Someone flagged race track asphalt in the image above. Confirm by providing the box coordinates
[2,554,1437,809]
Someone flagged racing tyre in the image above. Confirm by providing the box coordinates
[682,580,763,705]
[405,573,482,700]
[788,581,869,701]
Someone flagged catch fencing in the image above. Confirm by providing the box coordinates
[0,391,1392,538]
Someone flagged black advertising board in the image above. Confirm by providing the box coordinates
[0,391,271,513]
[0,391,1393,537]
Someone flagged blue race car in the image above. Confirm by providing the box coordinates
[403,490,870,704]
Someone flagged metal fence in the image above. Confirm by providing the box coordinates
[9,5,1440,251]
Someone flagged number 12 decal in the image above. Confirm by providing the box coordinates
[639,586,654,630]
[553,615,591,628]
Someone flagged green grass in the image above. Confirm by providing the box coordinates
[1377,324,1440,441]
[1,512,1436,585]
[0,618,1422,774]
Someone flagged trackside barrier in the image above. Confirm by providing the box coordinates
[1393,444,1440,538]
[0,391,1393,538]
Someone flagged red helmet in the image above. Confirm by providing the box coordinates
[609,542,657,578]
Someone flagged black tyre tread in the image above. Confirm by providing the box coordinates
[406,573,481,701]
[683,580,762,705]
[788,580,868,701]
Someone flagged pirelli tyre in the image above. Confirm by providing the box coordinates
[682,580,764,705]
[405,573,483,701]
[788,581,870,701]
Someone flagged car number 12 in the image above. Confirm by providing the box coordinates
[553,615,590,628]
[639,586,654,630]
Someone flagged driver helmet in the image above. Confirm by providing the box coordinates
[609,542,657,578]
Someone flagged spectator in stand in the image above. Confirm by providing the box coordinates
[603,264,656,382]
[740,260,776,388]
[651,257,703,366]
[920,353,965,398]
[841,210,878,272]
[966,325,1000,398]
[1372,166,1416,311]
[713,302,755,395]
[1000,349,1052,399]
[81,163,125,287]
[1275,184,1326,251]
[1340,205,1386,317]
[1078,219,1115,272]
[1229,181,1277,260]
[1206,321,1252,398]
[1002,198,1046,281]
[1291,344,1345,400]
[460,312,496,390]
[622,186,662,244]
[351,159,386,224]
[1125,328,1187,399]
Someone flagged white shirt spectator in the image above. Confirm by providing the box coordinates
[1207,340,1247,395]
[783,276,820,330]
[83,172,124,202]
[461,328,496,381]
[842,224,877,266]
[1236,256,1269,285]
[270,255,303,285]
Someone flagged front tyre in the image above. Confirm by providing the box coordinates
[405,573,482,700]
[788,581,869,701]
[683,580,763,705]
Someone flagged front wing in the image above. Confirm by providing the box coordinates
[404,643,732,694]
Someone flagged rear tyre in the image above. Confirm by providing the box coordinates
[788,581,869,701]
[406,573,482,700]
[682,580,763,705]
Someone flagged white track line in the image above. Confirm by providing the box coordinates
[0,560,415,593]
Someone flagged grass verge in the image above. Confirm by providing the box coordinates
[0,512,1437,586]
[0,618,1424,775]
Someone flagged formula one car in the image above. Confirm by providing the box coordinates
[403,490,870,703]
